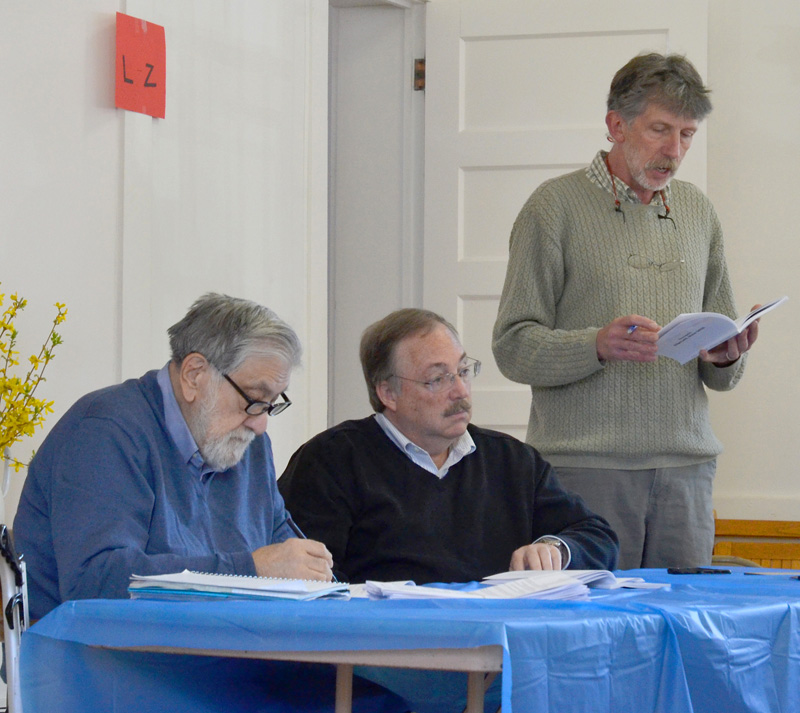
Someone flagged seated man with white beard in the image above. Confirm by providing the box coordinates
[15,292,336,621]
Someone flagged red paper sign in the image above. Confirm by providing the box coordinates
[115,12,166,119]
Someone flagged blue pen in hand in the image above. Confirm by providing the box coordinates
[627,325,638,335]
[286,516,340,583]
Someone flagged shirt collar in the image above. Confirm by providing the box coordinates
[586,150,670,206]
[156,363,214,478]
[374,412,476,479]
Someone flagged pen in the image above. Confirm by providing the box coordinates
[286,516,307,540]
[627,325,638,335]
[286,516,340,583]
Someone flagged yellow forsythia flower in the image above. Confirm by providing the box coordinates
[0,283,67,471]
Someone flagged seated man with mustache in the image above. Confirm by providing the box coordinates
[280,308,618,713]
[279,308,618,587]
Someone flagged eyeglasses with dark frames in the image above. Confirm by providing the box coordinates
[390,357,481,394]
[223,373,291,416]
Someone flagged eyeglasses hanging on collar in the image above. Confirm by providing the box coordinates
[604,154,675,228]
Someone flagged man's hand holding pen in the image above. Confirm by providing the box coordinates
[285,516,340,582]
[252,538,336,582]
[596,314,660,363]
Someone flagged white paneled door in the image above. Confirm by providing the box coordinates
[423,0,708,439]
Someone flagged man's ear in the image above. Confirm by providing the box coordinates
[605,110,628,144]
[376,379,398,414]
[178,353,211,405]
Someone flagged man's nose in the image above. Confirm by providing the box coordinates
[450,373,471,398]
[244,412,268,435]
[662,132,682,158]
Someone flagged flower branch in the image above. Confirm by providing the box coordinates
[0,285,67,472]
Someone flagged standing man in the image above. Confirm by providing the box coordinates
[15,293,335,620]
[492,53,759,570]
[280,308,618,586]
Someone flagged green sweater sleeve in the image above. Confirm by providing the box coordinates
[492,181,606,388]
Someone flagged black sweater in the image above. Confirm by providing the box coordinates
[279,418,618,584]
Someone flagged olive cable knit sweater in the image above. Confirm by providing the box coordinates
[493,153,745,469]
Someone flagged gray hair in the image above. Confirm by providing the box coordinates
[607,52,712,122]
[360,308,459,413]
[168,293,302,374]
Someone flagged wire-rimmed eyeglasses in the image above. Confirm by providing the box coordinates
[390,357,481,393]
[627,254,684,272]
[223,374,292,416]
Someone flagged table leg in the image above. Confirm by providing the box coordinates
[336,663,354,713]
[465,671,486,713]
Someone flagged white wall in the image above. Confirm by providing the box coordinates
[0,1,328,522]
[707,0,800,517]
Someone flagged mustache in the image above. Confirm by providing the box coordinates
[646,159,679,172]
[444,399,471,417]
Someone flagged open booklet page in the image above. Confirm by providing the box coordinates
[657,295,787,364]
[482,569,664,589]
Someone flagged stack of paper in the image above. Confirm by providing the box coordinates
[366,572,591,601]
[363,569,667,601]
[128,569,349,601]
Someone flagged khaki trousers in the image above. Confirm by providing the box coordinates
[555,461,716,571]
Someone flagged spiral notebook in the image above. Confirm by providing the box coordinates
[128,569,349,601]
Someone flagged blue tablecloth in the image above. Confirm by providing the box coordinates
[20,569,800,713]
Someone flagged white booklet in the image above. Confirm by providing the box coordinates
[657,295,788,365]
[129,569,349,601]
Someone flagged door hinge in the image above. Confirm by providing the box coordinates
[414,58,425,91]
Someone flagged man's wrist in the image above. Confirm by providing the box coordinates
[535,536,570,569]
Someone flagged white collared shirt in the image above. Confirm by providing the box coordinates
[374,412,476,479]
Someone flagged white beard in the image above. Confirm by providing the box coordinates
[190,389,256,472]
[200,427,255,472]
[623,142,679,193]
